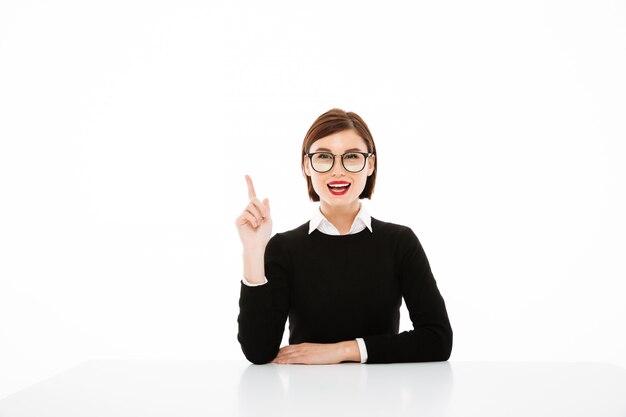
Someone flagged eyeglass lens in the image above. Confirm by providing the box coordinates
[311,153,366,173]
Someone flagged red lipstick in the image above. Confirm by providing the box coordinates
[327,181,351,196]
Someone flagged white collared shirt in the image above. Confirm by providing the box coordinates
[308,201,373,236]
[242,201,372,363]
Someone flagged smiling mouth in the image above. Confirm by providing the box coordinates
[327,183,350,195]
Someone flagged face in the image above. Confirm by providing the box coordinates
[304,129,375,209]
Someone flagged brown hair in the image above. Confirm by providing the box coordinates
[301,108,377,202]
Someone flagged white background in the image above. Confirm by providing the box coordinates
[1,0,625,400]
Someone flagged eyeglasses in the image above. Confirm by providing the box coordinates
[306,151,373,173]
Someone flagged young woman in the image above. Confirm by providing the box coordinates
[235,108,453,365]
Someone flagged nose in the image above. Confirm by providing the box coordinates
[330,155,346,176]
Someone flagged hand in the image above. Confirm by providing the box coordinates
[235,175,272,251]
[270,341,360,365]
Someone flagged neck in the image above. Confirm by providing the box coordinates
[319,199,361,235]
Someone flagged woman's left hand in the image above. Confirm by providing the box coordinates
[271,341,359,365]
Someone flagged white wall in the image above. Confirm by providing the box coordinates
[1,0,624,400]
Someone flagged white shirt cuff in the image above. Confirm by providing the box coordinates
[242,276,268,286]
[355,338,368,363]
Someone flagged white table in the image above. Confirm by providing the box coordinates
[1,360,625,416]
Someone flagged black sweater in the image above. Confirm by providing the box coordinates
[237,217,453,364]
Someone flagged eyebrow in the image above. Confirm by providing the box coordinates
[312,147,366,153]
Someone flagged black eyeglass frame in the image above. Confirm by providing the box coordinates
[305,151,373,173]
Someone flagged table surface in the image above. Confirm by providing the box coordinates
[0,360,625,417]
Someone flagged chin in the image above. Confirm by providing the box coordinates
[322,195,359,205]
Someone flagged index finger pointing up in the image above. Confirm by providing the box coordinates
[245,174,257,199]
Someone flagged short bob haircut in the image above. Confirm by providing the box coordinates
[301,108,378,202]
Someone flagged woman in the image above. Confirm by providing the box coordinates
[235,108,453,365]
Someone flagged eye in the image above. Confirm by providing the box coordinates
[345,153,359,159]
[318,153,332,159]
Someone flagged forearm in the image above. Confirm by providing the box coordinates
[242,247,266,284]
[363,323,452,364]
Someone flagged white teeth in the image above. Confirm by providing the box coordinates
[328,184,350,188]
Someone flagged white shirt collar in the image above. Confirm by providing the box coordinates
[308,201,373,235]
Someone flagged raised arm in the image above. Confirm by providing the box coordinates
[235,175,289,364]
[363,228,453,363]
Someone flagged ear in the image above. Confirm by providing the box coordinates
[304,155,311,176]
[367,154,376,176]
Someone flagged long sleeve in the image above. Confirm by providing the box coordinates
[362,227,453,363]
[237,233,291,364]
